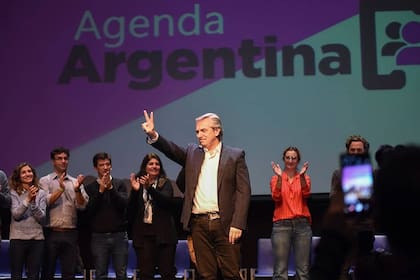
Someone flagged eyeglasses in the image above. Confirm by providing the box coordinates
[285,156,297,161]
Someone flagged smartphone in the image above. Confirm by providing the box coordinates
[340,153,374,215]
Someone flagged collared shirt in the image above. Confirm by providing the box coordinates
[192,142,221,214]
[270,173,312,223]
[39,172,89,228]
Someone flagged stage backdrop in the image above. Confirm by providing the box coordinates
[2,0,419,194]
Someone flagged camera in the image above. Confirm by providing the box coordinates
[340,153,374,215]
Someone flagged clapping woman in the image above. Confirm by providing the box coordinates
[9,163,47,280]
[270,147,312,280]
[127,153,178,280]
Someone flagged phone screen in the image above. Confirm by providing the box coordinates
[340,153,374,215]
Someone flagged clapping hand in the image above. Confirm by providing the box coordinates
[75,174,85,190]
[58,173,66,191]
[271,161,283,176]
[27,185,38,202]
[139,174,151,189]
[99,172,111,192]
[299,161,309,175]
[130,173,140,191]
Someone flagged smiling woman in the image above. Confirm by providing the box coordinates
[270,146,312,280]
[127,152,178,280]
[9,162,47,280]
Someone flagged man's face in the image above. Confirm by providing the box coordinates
[348,141,365,154]
[195,118,220,150]
[53,152,69,174]
[95,159,112,178]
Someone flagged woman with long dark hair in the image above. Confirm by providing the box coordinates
[9,162,47,280]
[127,153,177,280]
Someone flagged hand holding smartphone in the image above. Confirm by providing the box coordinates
[340,153,374,215]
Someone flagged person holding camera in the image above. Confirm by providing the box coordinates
[328,135,374,280]
[311,145,420,280]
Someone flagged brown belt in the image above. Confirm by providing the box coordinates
[192,212,220,220]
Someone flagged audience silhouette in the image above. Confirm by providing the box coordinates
[311,144,420,280]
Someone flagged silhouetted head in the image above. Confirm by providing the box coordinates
[374,145,420,257]
[374,144,394,169]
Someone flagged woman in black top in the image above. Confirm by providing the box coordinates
[127,153,178,280]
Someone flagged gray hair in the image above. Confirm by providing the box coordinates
[196,113,223,140]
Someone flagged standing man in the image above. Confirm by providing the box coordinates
[329,135,373,280]
[39,147,88,280]
[84,152,128,280]
[330,135,370,199]
[0,169,11,244]
[141,110,251,280]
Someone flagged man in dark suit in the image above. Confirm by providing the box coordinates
[141,110,251,280]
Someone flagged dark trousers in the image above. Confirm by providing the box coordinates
[134,235,176,280]
[91,232,128,280]
[190,216,241,280]
[10,239,44,280]
[44,230,79,280]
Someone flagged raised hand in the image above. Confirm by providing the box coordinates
[27,185,38,202]
[139,174,151,189]
[130,173,140,191]
[271,161,283,176]
[299,161,309,175]
[75,174,85,189]
[76,174,85,187]
[59,173,66,191]
[98,172,111,193]
[142,110,157,138]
